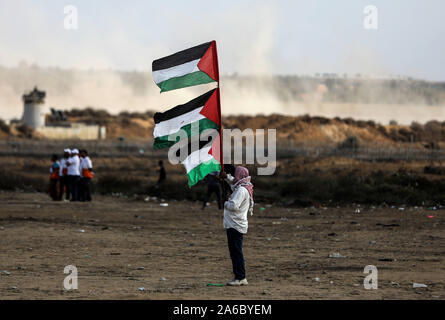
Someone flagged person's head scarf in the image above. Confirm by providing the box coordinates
[233,166,254,215]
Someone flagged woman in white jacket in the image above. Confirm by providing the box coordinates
[221,166,254,286]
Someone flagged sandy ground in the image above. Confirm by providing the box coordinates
[0,191,443,300]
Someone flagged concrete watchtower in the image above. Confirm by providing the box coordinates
[22,87,46,128]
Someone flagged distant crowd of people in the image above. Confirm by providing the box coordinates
[49,148,94,202]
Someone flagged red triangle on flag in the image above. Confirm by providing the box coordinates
[197,41,219,81]
[208,132,222,165]
[199,88,220,126]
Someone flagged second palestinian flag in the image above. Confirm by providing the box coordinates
[152,41,219,92]
[153,88,221,150]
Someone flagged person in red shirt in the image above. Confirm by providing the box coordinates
[49,154,60,200]
[79,149,93,202]
[59,149,70,201]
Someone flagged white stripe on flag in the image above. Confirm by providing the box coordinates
[153,59,200,84]
[153,106,205,138]
[181,146,213,173]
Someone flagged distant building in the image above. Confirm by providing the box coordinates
[38,123,106,140]
[21,87,106,140]
[22,87,46,128]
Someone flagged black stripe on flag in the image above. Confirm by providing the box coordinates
[154,89,216,124]
[152,42,212,71]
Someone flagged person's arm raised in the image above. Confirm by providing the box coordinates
[224,188,245,211]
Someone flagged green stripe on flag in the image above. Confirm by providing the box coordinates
[187,158,221,187]
[153,118,219,150]
[158,71,215,92]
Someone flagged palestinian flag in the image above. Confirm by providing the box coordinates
[152,41,219,92]
[180,133,222,187]
[153,88,221,150]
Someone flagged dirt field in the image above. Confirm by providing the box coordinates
[0,191,443,300]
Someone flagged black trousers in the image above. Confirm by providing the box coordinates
[203,184,222,209]
[59,176,68,200]
[68,175,80,201]
[79,177,92,202]
[226,228,246,280]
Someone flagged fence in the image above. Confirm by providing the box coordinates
[274,144,445,161]
[0,140,164,158]
[0,139,444,162]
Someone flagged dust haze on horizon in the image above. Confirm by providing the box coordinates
[0,0,444,124]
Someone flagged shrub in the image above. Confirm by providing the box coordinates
[95,174,142,194]
[0,169,46,192]
[0,119,10,133]
[16,124,34,138]
[337,136,359,150]
[424,120,442,141]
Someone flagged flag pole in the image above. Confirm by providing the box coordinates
[213,41,226,204]
[217,84,223,169]
[213,40,223,170]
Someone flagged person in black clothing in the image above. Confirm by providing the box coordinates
[202,171,222,210]
[157,160,166,185]
[222,164,236,202]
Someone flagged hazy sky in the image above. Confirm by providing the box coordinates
[1,0,444,80]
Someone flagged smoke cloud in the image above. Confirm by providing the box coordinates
[0,1,444,125]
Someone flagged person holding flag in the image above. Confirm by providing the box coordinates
[152,41,255,286]
[220,166,254,286]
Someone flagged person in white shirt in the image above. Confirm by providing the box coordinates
[220,166,254,286]
[66,148,81,201]
[79,149,93,201]
[59,149,71,201]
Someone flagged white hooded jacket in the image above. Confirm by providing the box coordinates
[223,174,251,234]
